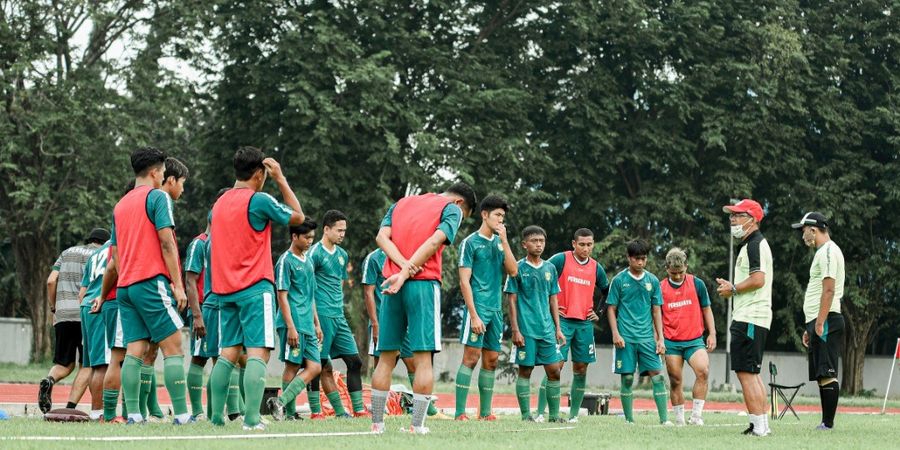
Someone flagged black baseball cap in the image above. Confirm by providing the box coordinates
[86,228,111,244]
[791,212,829,229]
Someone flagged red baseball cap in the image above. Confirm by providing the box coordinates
[723,199,764,222]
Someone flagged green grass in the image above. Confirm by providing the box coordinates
[1,412,897,449]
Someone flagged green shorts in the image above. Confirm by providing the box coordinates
[368,323,412,358]
[664,337,706,362]
[277,330,320,365]
[192,302,220,358]
[515,335,563,367]
[613,341,662,374]
[118,275,184,345]
[378,280,441,353]
[559,317,596,363]
[81,306,109,367]
[220,287,276,349]
[319,315,359,360]
[102,300,125,349]
[459,308,503,353]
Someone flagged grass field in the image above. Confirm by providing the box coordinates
[1,412,897,449]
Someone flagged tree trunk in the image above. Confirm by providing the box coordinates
[12,230,56,362]
[841,301,877,395]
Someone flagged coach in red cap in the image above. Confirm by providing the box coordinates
[715,199,773,437]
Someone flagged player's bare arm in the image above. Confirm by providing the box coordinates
[381,229,447,294]
[652,305,665,354]
[185,271,205,338]
[496,223,518,277]
[508,292,524,347]
[550,293,565,346]
[263,158,304,225]
[715,271,765,297]
[459,266,484,334]
[312,301,323,343]
[607,305,624,348]
[375,226,415,275]
[363,284,379,347]
[276,290,298,347]
[702,306,717,351]
[158,227,187,311]
[46,269,59,313]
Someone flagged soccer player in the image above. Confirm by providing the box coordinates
[39,230,102,413]
[207,147,304,430]
[308,210,367,418]
[94,147,191,425]
[268,219,324,420]
[138,157,188,422]
[792,212,845,431]
[77,228,112,420]
[184,211,211,420]
[660,248,716,426]
[716,199,772,436]
[454,195,517,421]
[369,182,476,434]
[536,228,609,422]
[362,248,446,419]
[506,225,565,423]
[607,239,670,425]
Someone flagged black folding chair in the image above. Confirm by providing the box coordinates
[768,362,805,420]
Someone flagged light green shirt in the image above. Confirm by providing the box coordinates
[504,259,560,340]
[803,240,844,323]
[275,250,317,335]
[732,230,773,328]
[459,231,506,312]
[607,269,663,343]
[309,241,349,318]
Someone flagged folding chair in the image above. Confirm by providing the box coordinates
[768,362,805,420]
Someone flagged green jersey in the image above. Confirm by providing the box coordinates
[733,230,773,328]
[607,269,663,343]
[80,241,111,307]
[803,240,844,322]
[459,231,506,311]
[309,241,349,318]
[504,259,560,339]
[275,249,317,335]
[361,248,387,314]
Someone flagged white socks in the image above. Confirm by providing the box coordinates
[673,405,685,423]
[750,414,769,435]
[692,399,705,418]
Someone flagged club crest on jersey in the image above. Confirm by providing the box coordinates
[470,333,478,343]
[645,282,652,291]
[292,348,300,357]
[498,243,503,250]
[518,350,526,360]
[545,272,551,281]
[338,256,345,265]
[616,360,622,369]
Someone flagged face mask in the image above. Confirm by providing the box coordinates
[730,223,747,239]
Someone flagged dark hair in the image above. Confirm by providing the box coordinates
[479,195,508,214]
[216,187,231,198]
[130,147,167,176]
[290,218,318,237]
[233,146,265,181]
[522,225,546,240]
[322,210,348,228]
[626,239,651,257]
[124,179,135,194]
[445,182,477,214]
[164,157,189,181]
[574,228,594,240]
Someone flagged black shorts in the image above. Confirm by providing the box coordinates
[730,321,768,374]
[807,313,844,381]
[53,321,83,366]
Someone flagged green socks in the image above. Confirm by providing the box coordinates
[187,363,205,417]
[536,376,548,416]
[349,390,364,413]
[516,377,531,419]
[570,373,587,418]
[148,371,164,417]
[102,389,119,421]
[226,370,242,415]
[208,358,235,425]
[547,380,561,420]
[326,391,347,416]
[477,369,495,417]
[139,364,153,418]
[454,365,473,417]
[308,385,322,414]
[281,380,300,416]
[621,374,634,422]
[242,357,267,426]
[163,355,188,417]
[651,374,669,423]
[122,355,143,420]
